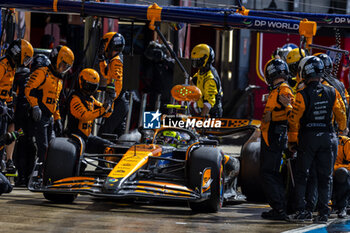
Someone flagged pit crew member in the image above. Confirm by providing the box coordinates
[0,39,33,172]
[260,58,294,220]
[288,56,347,223]
[98,32,127,137]
[190,44,223,117]
[67,68,113,156]
[25,45,74,171]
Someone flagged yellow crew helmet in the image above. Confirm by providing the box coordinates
[49,45,74,75]
[79,68,100,96]
[6,39,34,67]
[286,48,306,76]
[191,44,214,68]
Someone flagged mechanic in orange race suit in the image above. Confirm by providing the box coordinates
[25,45,74,176]
[67,68,113,162]
[0,39,33,173]
[190,44,223,117]
[333,135,350,219]
[288,56,347,223]
[97,32,127,137]
[259,58,294,220]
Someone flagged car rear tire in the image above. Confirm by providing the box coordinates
[43,137,79,203]
[240,129,266,202]
[188,147,224,213]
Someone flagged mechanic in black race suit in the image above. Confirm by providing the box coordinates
[66,68,114,163]
[259,58,294,220]
[288,56,347,223]
[190,44,223,117]
[304,53,350,215]
[12,55,49,186]
[144,40,175,113]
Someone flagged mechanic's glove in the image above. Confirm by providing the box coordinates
[32,106,42,122]
[4,129,24,145]
[0,102,8,117]
[339,128,349,136]
[284,149,296,160]
[288,142,298,154]
[106,83,116,100]
[262,111,272,123]
[103,84,116,112]
[278,94,292,108]
[6,102,14,120]
[103,101,112,113]
[201,102,211,117]
[54,119,63,136]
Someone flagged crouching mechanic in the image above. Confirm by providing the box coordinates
[333,135,350,218]
[260,58,294,220]
[0,130,23,195]
[190,44,223,117]
[25,45,74,174]
[67,69,113,161]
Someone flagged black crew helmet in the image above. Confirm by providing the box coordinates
[298,56,325,82]
[263,58,289,85]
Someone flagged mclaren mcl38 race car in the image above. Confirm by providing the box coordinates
[28,124,249,213]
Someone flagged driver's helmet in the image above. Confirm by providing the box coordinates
[161,131,180,147]
[158,130,189,147]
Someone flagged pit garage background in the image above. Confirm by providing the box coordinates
[2,0,350,127]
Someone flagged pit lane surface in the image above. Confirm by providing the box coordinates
[0,145,326,233]
[0,187,311,233]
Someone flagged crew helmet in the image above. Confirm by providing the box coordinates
[102,32,125,59]
[263,58,289,85]
[49,45,74,75]
[298,56,325,82]
[6,39,34,67]
[314,53,333,75]
[286,48,306,76]
[31,54,51,72]
[78,68,100,96]
[191,44,214,68]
